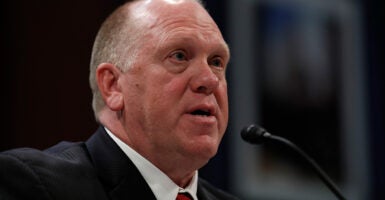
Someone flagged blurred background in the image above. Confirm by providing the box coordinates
[0,0,383,199]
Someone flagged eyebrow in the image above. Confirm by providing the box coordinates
[158,34,230,57]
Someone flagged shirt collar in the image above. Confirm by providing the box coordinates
[104,127,198,200]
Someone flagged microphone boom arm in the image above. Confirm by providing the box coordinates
[267,134,346,200]
[241,124,347,200]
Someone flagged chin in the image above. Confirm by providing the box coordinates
[188,136,220,160]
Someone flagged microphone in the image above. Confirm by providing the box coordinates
[241,124,346,200]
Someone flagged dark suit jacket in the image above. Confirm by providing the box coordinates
[0,126,239,200]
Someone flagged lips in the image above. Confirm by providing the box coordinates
[187,104,216,118]
[184,103,219,132]
[191,109,211,117]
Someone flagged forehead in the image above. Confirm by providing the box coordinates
[131,0,229,53]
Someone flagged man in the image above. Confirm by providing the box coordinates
[0,0,237,199]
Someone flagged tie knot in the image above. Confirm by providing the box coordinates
[176,192,193,200]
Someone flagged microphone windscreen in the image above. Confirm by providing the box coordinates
[241,124,268,144]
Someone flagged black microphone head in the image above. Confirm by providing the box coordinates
[241,124,270,144]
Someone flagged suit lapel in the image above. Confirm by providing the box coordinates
[85,126,156,200]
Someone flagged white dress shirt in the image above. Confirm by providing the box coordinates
[105,127,198,200]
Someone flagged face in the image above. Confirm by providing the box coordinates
[119,0,230,165]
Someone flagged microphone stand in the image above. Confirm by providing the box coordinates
[241,124,347,200]
[267,134,346,200]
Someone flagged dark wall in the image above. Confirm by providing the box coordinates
[0,1,123,151]
[363,0,385,199]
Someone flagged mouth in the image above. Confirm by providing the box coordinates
[190,109,212,117]
[187,104,216,118]
[185,104,218,127]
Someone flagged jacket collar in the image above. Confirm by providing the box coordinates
[85,126,156,200]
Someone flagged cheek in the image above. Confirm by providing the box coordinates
[143,74,188,117]
[217,84,229,129]
[218,83,229,109]
[153,76,188,102]
[140,79,188,138]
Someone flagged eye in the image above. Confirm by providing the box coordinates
[169,50,188,62]
[209,57,225,69]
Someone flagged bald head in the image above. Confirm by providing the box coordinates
[89,0,217,120]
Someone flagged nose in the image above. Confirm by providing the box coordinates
[190,64,219,95]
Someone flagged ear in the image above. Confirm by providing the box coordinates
[96,63,124,111]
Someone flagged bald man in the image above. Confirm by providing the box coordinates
[0,1,238,199]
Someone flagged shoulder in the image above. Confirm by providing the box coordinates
[0,147,52,199]
[0,142,101,199]
[1,141,92,171]
[197,178,240,200]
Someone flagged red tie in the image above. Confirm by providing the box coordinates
[176,192,193,200]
